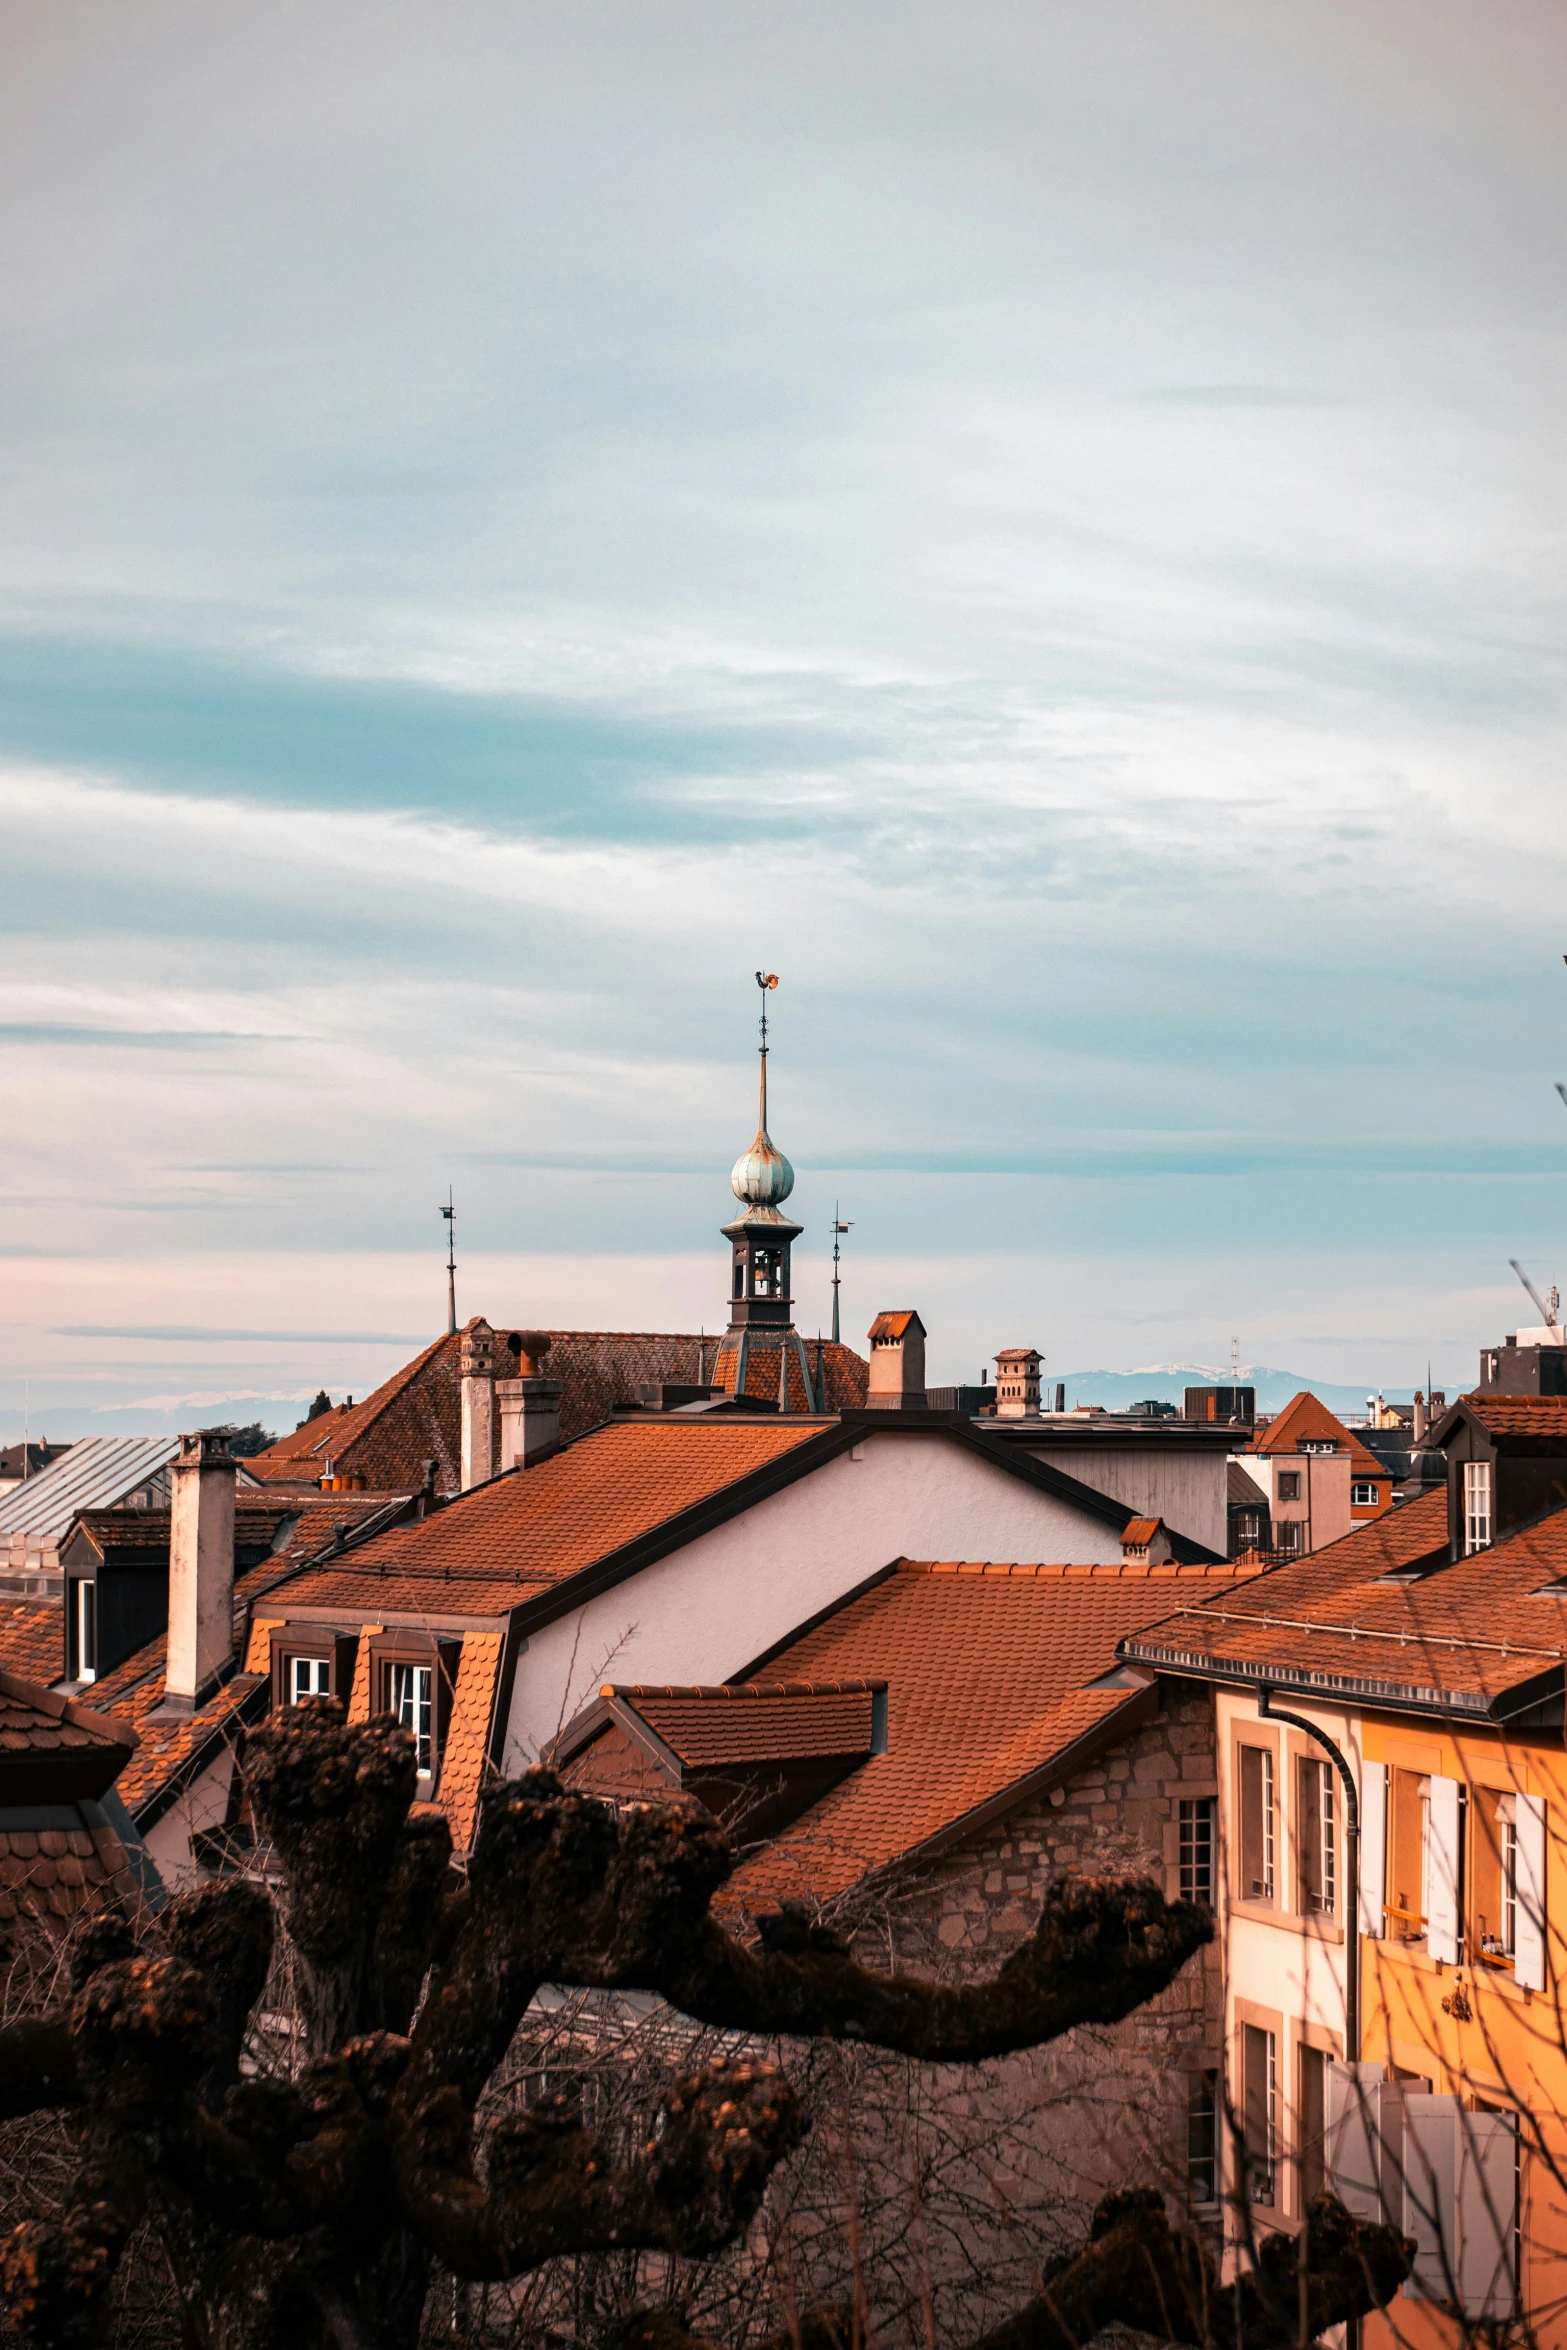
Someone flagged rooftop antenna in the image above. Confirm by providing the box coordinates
[1230,1335,1239,1381]
[22,1379,28,1481]
[441,1188,457,1334]
[831,1201,853,1345]
[1508,1257,1559,1330]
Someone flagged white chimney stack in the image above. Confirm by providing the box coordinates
[495,1331,563,1468]
[866,1312,927,1409]
[460,1318,496,1490]
[164,1430,236,1709]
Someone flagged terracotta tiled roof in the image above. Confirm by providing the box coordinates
[1121,1517,1163,1546]
[714,1555,1257,1908]
[274,1417,823,1617]
[244,1324,863,1495]
[0,1671,136,1802]
[0,1814,142,1955]
[1247,1391,1385,1482]
[0,1598,65,1686]
[1121,1486,1567,1717]
[868,1313,922,1341]
[107,1666,263,1819]
[607,1681,879,1768]
[1450,1395,1567,1440]
[436,1632,505,1851]
[709,1335,868,1412]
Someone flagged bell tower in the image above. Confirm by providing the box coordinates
[712,974,818,1409]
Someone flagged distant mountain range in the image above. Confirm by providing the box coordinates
[1055,1364,1408,1418]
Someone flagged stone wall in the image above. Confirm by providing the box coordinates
[829,1680,1221,2244]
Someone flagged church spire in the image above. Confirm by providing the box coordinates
[713,972,814,1410]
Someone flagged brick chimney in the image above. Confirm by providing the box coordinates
[163,1430,236,1710]
[496,1331,563,1468]
[460,1317,496,1490]
[866,1312,927,1409]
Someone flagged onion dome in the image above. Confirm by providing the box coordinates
[731,1125,795,1210]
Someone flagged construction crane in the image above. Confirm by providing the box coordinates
[1508,1258,1560,1330]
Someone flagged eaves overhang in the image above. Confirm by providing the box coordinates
[1116,1631,1565,1727]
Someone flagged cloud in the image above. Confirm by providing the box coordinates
[0,0,1561,1417]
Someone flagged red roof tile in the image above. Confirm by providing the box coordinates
[607,1681,879,1768]
[273,1416,822,1618]
[711,1555,1256,1907]
[1451,1394,1567,1439]
[0,1670,137,1802]
[1248,1391,1386,1482]
[0,1598,64,1686]
[1122,1487,1567,1717]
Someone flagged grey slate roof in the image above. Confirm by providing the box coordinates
[0,1437,181,1540]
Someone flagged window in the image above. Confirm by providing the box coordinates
[287,1654,331,1705]
[1239,1745,1275,1903]
[1277,1470,1302,1503]
[1242,2023,1276,2204]
[1472,1788,1518,1964]
[1300,1440,1336,1456]
[1298,2043,1327,2208]
[1464,1459,1493,1554]
[734,1261,743,1298]
[1187,2072,1218,2205]
[1273,1521,1305,1557]
[75,1579,97,1684]
[1387,1766,1430,1941]
[1352,1481,1379,1507]
[1297,1757,1337,1916]
[389,1661,434,1776]
[1179,1797,1216,1907]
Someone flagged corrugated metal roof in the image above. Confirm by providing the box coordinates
[0,1437,180,1539]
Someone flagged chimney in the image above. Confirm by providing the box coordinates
[163,1430,236,1710]
[1054,1381,1066,1413]
[1120,1515,1173,1565]
[866,1312,927,1409]
[1412,1389,1427,1442]
[460,1318,496,1490]
[496,1330,563,1468]
[994,1347,1043,1418]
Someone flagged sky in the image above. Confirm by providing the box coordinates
[2,0,1566,1436]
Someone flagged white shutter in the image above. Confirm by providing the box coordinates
[1427,1774,1462,1964]
[1459,2112,1519,2321]
[1359,1760,1387,1937]
[1326,2061,1391,2225]
[1403,2094,1461,2302]
[1515,1792,1547,1992]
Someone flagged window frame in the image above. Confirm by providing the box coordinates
[71,1576,98,1685]
[1463,1458,1493,1554]
[1179,1795,1216,1909]
[1296,1753,1337,1918]
[1236,1735,1278,1907]
[1351,1480,1379,1507]
[1276,1469,1302,1503]
[369,1631,460,1789]
[268,1628,359,1713]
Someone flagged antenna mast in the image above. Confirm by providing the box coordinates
[831,1203,853,1345]
[441,1188,457,1334]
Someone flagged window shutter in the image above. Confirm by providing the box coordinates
[1325,2061,1388,2225]
[1427,1774,1462,1963]
[1402,2093,1460,2302]
[1459,2112,1518,2320]
[1359,1761,1387,1937]
[1515,1792,1547,1992]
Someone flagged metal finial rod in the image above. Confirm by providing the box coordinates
[754,971,778,1131]
[441,1188,457,1335]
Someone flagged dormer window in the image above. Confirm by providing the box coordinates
[1464,1460,1493,1554]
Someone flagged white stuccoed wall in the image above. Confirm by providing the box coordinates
[1019,1441,1228,1557]
[503,1428,1125,1764]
